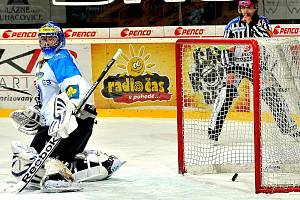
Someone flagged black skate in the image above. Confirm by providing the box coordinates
[102,155,126,178]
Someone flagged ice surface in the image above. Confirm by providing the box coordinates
[0,117,300,200]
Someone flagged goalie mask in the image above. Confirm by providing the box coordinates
[38,21,65,59]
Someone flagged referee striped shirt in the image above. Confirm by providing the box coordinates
[224,15,272,38]
[222,15,272,73]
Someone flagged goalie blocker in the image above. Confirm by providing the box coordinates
[30,92,97,164]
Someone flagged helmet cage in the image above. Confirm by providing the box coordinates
[38,22,65,59]
[39,34,59,49]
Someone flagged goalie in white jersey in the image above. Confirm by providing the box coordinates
[10,21,124,191]
[193,0,300,142]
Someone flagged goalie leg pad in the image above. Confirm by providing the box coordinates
[73,165,109,182]
[72,150,126,182]
[11,141,45,187]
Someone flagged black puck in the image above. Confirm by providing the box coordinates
[232,173,238,182]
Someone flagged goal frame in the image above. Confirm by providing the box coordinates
[176,38,300,193]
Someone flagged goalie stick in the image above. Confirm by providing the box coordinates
[13,48,123,193]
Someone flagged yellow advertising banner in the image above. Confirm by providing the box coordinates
[92,43,176,109]
[92,43,250,113]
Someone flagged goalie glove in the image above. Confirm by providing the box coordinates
[10,105,45,135]
[48,93,78,139]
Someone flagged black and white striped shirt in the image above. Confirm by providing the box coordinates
[224,15,272,38]
[223,15,272,73]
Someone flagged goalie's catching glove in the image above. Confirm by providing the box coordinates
[10,105,45,135]
[48,92,78,138]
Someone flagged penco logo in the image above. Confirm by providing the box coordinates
[64,29,96,38]
[2,30,37,39]
[120,28,152,37]
[273,25,299,35]
[174,27,204,36]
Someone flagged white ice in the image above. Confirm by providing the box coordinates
[0,117,300,200]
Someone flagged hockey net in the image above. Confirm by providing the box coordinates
[176,38,300,193]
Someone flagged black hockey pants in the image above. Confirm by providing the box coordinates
[30,105,97,163]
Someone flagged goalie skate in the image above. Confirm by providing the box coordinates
[105,155,126,179]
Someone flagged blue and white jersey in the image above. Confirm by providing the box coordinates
[35,48,90,125]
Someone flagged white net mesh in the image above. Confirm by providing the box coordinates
[177,38,300,192]
[259,38,300,189]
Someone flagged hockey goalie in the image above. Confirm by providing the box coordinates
[9,21,125,192]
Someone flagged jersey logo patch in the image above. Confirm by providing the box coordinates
[66,85,79,99]
[36,72,44,80]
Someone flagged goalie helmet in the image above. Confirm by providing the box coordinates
[38,21,65,59]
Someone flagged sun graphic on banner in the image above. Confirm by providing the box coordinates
[117,44,156,77]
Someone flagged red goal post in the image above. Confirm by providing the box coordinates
[176,38,300,193]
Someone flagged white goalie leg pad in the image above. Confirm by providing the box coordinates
[72,150,108,182]
[72,150,125,182]
[40,158,81,192]
[11,141,45,187]
[73,165,108,182]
